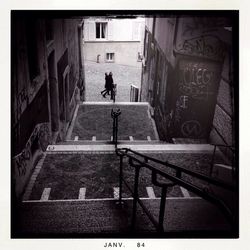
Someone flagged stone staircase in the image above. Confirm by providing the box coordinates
[17,102,236,237]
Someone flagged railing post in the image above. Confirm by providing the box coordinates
[113,114,116,144]
[210,145,217,176]
[119,155,124,205]
[111,108,121,149]
[158,186,167,232]
[131,166,140,231]
[112,84,117,103]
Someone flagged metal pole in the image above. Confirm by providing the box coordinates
[131,166,140,231]
[158,186,167,232]
[210,145,217,176]
[119,155,123,204]
[115,117,118,149]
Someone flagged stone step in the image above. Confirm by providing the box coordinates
[47,143,214,153]
[18,198,233,236]
[25,185,188,201]
[58,139,167,145]
[24,150,227,202]
[172,138,207,144]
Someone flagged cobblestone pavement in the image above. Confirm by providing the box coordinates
[28,152,224,200]
[71,104,156,140]
[84,60,142,102]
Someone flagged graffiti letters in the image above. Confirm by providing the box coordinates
[177,36,225,60]
[179,95,189,109]
[13,123,50,178]
[179,62,216,100]
[181,120,202,137]
[14,147,31,177]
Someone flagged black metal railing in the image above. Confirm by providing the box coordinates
[115,147,237,233]
[111,84,117,103]
[111,108,121,148]
[210,144,236,177]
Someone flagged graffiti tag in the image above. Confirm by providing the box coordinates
[13,123,50,177]
[179,95,189,109]
[179,62,216,100]
[14,147,31,177]
[181,120,202,137]
[177,36,225,60]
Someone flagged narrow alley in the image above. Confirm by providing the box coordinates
[11,11,238,238]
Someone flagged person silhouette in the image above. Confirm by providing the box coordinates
[101,73,110,97]
[108,72,115,100]
[102,72,114,99]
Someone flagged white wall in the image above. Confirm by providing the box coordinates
[83,17,145,67]
[84,17,145,42]
[84,41,142,67]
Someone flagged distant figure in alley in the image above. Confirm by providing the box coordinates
[101,72,110,97]
[101,72,115,101]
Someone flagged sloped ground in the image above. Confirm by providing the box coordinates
[84,60,142,102]
[28,152,225,200]
[70,104,156,140]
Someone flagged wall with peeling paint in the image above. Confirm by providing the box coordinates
[12,15,84,198]
[140,15,236,146]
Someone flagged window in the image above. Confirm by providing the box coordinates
[106,53,115,62]
[96,22,107,39]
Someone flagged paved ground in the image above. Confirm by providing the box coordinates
[16,198,232,237]
[70,104,157,140]
[28,152,226,201]
[84,60,142,102]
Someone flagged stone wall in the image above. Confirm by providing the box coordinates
[209,52,234,146]
[12,14,84,197]
[140,15,235,143]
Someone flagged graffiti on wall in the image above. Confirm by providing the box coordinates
[17,76,44,117]
[13,123,50,178]
[181,120,202,137]
[177,35,226,61]
[14,147,31,177]
[174,17,228,61]
[172,57,221,138]
[178,60,220,100]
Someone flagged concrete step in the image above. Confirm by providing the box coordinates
[16,198,233,236]
[58,139,168,145]
[47,143,214,153]
[172,138,207,144]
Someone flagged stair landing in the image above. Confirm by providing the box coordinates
[17,198,232,237]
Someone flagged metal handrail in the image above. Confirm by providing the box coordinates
[115,147,236,233]
[111,108,121,149]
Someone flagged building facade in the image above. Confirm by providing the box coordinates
[83,17,145,67]
[12,14,85,197]
[140,15,236,148]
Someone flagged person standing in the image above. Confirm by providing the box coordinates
[101,73,110,97]
[108,72,115,100]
